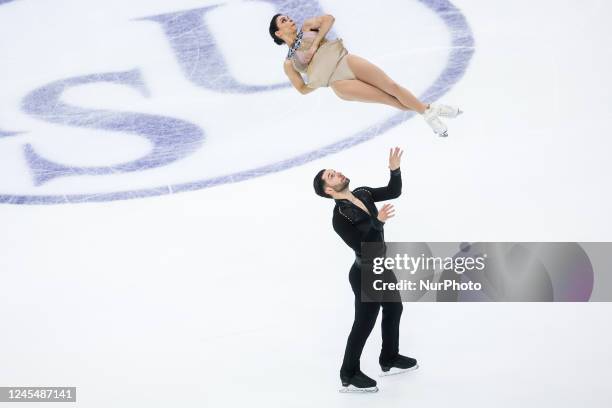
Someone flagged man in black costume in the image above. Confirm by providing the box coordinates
[313,147,418,393]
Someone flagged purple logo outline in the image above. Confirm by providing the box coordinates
[0,0,475,205]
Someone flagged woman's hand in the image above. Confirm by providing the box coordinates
[301,14,334,62]
[284,59,315,95]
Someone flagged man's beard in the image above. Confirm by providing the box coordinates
[332,178,350,193]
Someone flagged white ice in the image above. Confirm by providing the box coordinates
[1,0,611,407]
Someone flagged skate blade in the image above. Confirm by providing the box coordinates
[379,364,420,377]
[339,385,379,393]
[437,131,448,137]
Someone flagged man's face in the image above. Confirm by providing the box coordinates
[322,169,350,195]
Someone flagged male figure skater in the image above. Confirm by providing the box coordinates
[313,147,418,393]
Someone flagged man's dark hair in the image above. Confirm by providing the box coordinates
[269,13,284,45]
[313,169,332,199]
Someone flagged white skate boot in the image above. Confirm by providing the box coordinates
[429,103,463,118]
[422,107,448,137]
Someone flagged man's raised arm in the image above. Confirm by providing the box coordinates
[370,147,403,202]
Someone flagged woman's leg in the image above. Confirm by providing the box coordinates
[345,54,428,114]
[330,79,410,111]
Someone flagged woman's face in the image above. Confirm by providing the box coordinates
[275,15,296,39]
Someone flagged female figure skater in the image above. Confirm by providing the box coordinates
[268,14,461,137]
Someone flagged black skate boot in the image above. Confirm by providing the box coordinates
[339,370,378,393]
[379,354,419,377]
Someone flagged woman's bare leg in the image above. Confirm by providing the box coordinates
[345,54,428,114]
[330,79,410,111]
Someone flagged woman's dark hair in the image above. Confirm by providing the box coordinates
[269,13,284,45]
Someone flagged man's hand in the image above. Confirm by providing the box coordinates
[388,147,403,171]
[377,203,395,222]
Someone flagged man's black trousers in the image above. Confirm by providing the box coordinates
[340,260,403,377]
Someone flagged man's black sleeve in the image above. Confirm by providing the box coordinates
[368,168,402,202]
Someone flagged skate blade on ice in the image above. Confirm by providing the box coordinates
[339,385,379,393]
[379,364,420,377]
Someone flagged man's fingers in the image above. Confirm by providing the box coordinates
[381,207,395,216]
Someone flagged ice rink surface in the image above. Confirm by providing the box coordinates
[1,0,611,406]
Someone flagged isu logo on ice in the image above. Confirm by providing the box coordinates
[0,0,474,204]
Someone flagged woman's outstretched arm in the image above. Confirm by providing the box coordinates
[283,60,316,94]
